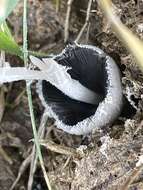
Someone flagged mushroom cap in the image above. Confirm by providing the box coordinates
[37,44,123,135]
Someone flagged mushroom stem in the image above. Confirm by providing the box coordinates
[0,67,46,83]
[30,55,102,105]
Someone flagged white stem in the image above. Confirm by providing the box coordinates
[30,56,102,105]
[0,56,103,105]
[0,67,46,83]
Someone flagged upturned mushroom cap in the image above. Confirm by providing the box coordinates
[37,44,123,135]
[0,43,123,135]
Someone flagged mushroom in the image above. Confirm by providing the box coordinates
[0,43,123,135]
[35,44,123,135]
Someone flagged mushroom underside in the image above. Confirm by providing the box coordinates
[40,46,108,126]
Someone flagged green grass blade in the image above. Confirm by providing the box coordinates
[23,0,52,189]
[0,22,15,40]
[0,31,22,57]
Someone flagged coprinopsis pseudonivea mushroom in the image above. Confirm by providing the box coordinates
[0,44,123,135]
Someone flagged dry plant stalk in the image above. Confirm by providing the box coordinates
[0,51,5,123]
[0,145,13,165]
[40,140,83,159]
[0,90,5,122]
[75,0,93,43]
[10,155,32,190]
[28,113,48,190]
[98,0,143,71]
[98,0,143,189]
[10,113,49,190]
[120,158,143,190]
[64,0,74,42]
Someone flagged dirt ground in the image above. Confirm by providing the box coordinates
[0,0,143,189]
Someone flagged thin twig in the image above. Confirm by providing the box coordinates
[134,120,143,135]
[28,112,48,190]
[85,22,91,44]
[119,161,143,190]
[64,0,74,43]
[10,155,32,190]
[0,145,13,164]
[9,114,49,190]
[0,51,5,123]
[62,156,72,170]
[27,146,37,190]
[27,84,52,190]
[40,140,83,159]
[13,89,26,107]
[56,0,60,13]
[0,51,5,67]
[97,0,143,71]
[23,0,28,67]
[75,0,92,43]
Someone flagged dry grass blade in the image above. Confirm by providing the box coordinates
[0,145,13,164]
[119,159,143,190]
[10,155,32,190]
[55,0,60,13]
[98,0,143,71]
[0,51,5,123]
[0,88,5,123]
[97,0,143,189]
[64,0,74,42]
[75,0,92,43]
[40,140,84,159]
[28,113,48,190]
